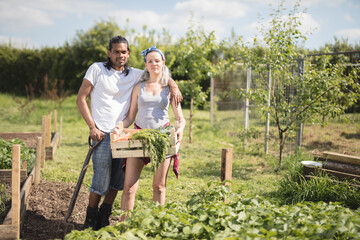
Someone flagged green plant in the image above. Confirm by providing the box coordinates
[0,138,36,175]
[65,182,360,239]
[235,1,360,169]
[0,184,10,216]
[276,155,360,209]
[131,128,171,172]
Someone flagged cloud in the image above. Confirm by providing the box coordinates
[0,0,110,32]
[336,28,360,41]
[344,13,355,23]
[110,0,250,42]
[174,0,248,19]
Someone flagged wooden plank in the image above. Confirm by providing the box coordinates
[112,140,143,148]
[112,149,147,158]
[111,145,178,158]
[0,170,27,184]
[41,116,46,168]
[221,148,233,187]
[46,114,51,147]
[11,145,20,239]
[34,136,41,185]
[21,168,35,205]
[322,151,360,166]
[0,225,18,240]
[303,166,360,181]
[0,132,42,148]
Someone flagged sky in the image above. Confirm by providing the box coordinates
[0,0,359,50]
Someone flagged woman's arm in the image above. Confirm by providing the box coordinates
[171,98,186,143]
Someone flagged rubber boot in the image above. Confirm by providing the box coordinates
[96,203,112,229]
[83,206,98,230]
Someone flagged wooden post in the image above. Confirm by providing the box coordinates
[58,115,63,148]
[221,148,233,187]
[41,115,46,168]
[54,109,57,133]
[12,144,21,239]
[35,136,42,185]
[46,114,51,147]
[22,160,27,172]
[210,76,214,125]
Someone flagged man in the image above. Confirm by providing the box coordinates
[76,35,182,230]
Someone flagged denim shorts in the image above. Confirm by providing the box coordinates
[90,133,125,196]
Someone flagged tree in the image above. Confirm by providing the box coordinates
[167,21,220,143]
[237,1,360,169]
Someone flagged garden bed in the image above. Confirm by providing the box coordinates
[0,111,61,239]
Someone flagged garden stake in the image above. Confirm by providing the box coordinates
[57,136,103,235]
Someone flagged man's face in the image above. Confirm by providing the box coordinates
[108,42,130,71]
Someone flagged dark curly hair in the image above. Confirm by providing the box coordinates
[104,35,130,76]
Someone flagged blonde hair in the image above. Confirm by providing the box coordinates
[139,65,171,87]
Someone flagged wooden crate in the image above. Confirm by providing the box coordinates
[110,125,180,159]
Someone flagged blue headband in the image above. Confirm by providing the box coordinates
[140,46,165,62]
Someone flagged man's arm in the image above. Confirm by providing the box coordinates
[168,78,183,107]
[76,79,105,141]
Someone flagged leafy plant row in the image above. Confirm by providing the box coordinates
[65,183,360,240]
[0,138,36,175]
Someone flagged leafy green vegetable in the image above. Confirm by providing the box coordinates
[65,183,360,240]
[130,127,172,172]
[0,138,36,174]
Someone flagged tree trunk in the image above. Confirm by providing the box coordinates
[189,96,193,143]
[277,130,285,171]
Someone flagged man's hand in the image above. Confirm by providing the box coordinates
[90,127,105,141]
[170,86,183,107]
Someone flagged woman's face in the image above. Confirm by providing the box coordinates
[145,51,164,75]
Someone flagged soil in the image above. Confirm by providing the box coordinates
[20,180,88,240]
[19,180,119,240]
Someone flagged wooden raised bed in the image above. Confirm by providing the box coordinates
[110,123,180,158]
[0,110,62,162]
[0,138,42,239]
[305,151,360,186]
[0,110,61,239]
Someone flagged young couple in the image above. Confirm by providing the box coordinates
[77,35,185,230]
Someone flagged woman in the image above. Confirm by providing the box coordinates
[114,46,186,220]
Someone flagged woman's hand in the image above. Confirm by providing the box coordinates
[175,129,183,143]
[112,126,121,140]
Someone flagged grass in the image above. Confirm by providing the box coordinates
[0,93,359,211]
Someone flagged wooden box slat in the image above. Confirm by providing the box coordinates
[110,127,179,159]
[0,170,27,184]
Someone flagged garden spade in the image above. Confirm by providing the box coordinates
[57,136,103,235]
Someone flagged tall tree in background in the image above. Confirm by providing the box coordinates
[168,21,219,143]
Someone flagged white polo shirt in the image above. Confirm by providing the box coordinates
[84,62,143,132]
